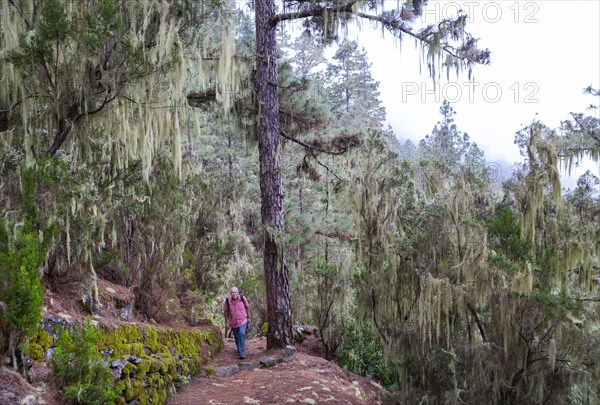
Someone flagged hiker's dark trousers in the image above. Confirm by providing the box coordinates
[232,322,247,358]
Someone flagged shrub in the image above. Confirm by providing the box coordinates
[50,321,118,404]
[489,208,533,262]
[334,321,397,388]
[425,346,456,392]
[0,228,44,372]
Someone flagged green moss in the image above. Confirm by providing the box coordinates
[129,342,145,356]
[137,359,151,379]
[164,373,174,385]
[114,381,126,393]
[146,327,159,348]
[158,387,168,404]
[157,354,170,375]
[175,375,189,388]
[124,379,147,402]
[122,362,137,378]
[26,343,44,360]
[149,358,162,373]
[261,322,268,336]
[32,327,53,349]
[149,388,159,404]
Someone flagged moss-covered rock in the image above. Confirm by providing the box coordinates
[26,343,44,361]
[26,325,54,360]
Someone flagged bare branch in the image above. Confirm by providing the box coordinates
[78,93,117,119]
[7,0,32,30]
[187,90,217,107]
[312,154,342,182]
[467,302,487,342]
[576,297,600,302]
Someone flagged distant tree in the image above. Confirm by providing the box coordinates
[512,122,561,243]
[325,40,385,128]
[399,139,418,159]
[568,170,600,222]
[420,100,485,170]
[290,32,327,79]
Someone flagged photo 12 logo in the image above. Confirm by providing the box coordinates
[420,1,540,24]
[401,81,540,104]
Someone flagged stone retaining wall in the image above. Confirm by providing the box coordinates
[36,315,223,404]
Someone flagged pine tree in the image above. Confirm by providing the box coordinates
[253,0,490,349]
[325,40,385,128]
[420,101,478,167]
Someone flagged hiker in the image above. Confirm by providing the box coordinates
[223,287,250,359]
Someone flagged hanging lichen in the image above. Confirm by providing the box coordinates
[418,274,453,346]
[0,0,237,312]
[514,123,561,243]
[548,338,557,370]
[510,261,533,295]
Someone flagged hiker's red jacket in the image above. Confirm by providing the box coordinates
[223,296,249,328]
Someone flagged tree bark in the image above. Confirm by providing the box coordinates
[45,102,80,157]
[255,0,293,349]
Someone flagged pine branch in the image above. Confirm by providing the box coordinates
[270,2,490,65]
[280,130,348,155]
[187,90,217,107]
[45,92,116,157]
[312,155,342,182]
[570,112,599,143]
[271,1,357,25]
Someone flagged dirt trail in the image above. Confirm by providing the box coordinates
[167,336,387,405]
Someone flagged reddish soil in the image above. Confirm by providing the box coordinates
[0,363,62,405]
[168,336,389,405]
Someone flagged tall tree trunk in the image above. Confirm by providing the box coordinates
[255,0,293,349]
